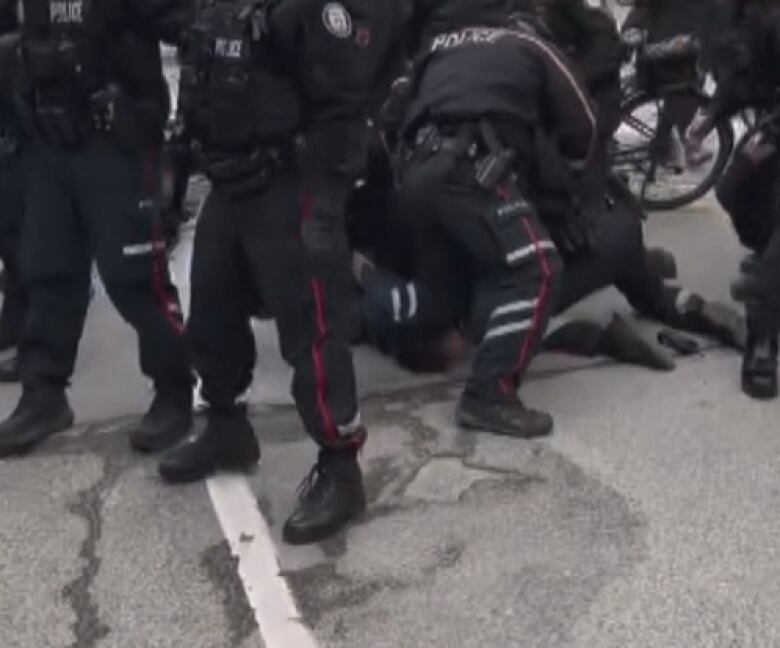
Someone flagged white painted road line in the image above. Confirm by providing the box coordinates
[206,474,319,648]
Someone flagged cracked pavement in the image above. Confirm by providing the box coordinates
[4,198,780,648]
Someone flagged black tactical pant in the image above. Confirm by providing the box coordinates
[0,156,27,346]
[556,177,686,322]
[715,133,780,331]
[397,147,562,400]
[187,165,363,449]
[19,136,191,396]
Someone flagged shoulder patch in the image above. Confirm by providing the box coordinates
[322,2,352,39]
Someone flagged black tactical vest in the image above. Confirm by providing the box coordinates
[17,0,107,147]
[19,0,104,99]
[180,0,300,152]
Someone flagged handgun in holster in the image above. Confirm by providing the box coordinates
[475,149,515,190]
[474,118,515,190]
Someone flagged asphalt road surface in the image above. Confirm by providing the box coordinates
[3,186,780,648]
[5,21,780,647]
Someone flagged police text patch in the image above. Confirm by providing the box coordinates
[50,0,83,24]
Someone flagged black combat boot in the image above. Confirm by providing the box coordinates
[0,383,74,457]
[283,447,366,546]
[159,405,260,484]
[128,389,193,453]
[742,332,778,400]
[544,315,675,371]
[456,392,553,438]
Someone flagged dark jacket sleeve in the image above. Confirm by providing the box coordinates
[530,35,597,169]
[708,15,780,121]
[551,1,621,89]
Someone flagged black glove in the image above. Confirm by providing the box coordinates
[546,198,597,257]
[380,75,412,136]
[553,218,594,257]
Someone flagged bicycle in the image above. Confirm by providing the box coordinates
[610,30,735,211]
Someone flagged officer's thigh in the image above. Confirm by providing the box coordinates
[398,152,506,269]
[189,186,257,321]
[556,196,644,314]
[20,143,85,282]
[73,138,165,285]
[716,145,779,253]
[239,167,313,362]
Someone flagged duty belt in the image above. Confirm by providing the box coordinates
[409,119,517,191]
[195,143,293,198]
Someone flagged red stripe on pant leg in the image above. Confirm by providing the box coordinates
[499,216,554,394]
[299,191,338,440]
[310,277,339,442]
[141,148,183,335]
[150,221,183,334]
[299,192,313,223]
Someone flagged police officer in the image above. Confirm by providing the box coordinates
[351,155,744,377]
[0,0,194,457]
[688,0,780,399]
[394,10,596,438]
[159,0,406,545]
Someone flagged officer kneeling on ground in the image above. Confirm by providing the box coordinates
[0,0,194,457]
[393,5,597,438]
[159,0,405,545]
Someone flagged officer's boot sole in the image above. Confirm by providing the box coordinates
[0,406,75,458]
[455,405,553,439]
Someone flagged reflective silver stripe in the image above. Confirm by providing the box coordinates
[492,299,538,319]
[123,241,166,257]
[392,287,402,323]
[337,411,363,437]
[407,283,418,319]
[506,240,555,265]
[484,319,532,341]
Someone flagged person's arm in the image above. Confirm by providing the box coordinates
[524,32,597,170]
[563,2,621,89]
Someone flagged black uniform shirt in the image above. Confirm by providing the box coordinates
[406,25,596,167]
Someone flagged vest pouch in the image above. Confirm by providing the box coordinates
[24,40,86,149]
[23,39,79,83]
[205,64,256,151]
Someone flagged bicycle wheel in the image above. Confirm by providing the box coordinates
[611,88,734,211]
